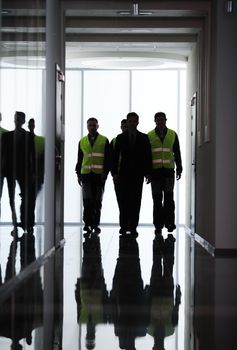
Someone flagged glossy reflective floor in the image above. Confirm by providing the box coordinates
[63,226,190,350]
[1,224,236,350]
[0,225,191,349]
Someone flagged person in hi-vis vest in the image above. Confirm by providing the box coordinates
[148,112,182,236]
[75,117,110,235]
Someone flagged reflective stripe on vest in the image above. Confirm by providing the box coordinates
[80,134,107,174]
[148,128,175,169]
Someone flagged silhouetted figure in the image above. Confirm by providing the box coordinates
[109,236,147,349]
[27,118,45,228]
[0,112,8,218]
[145,234,181,350]
[75,233,109,349]
[1,112,35,235]
[75,117,110,234]
[148,112,182,236]
[28,118,45,194]
[0,234,43,348]
[112,112,152,237]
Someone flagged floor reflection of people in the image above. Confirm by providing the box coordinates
[109,235,147,350]
[75,233,109,350]
[146,234,181,350]
[0,234,43,349]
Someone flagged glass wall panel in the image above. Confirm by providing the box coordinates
[64,70,82,222]
[64,68,186,226]
[178,70,187,224]
[83,70,130,224]
[0,0,46,279]
[132,70,179,224]
[0,68,44,219]
[132,70,179,133]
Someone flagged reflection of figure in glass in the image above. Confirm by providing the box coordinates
[0,112,8,218]
[75,117,110,235]
[28,118,45,229]
[28,118,45,194]
[75,233,109,350]
[112,112,152,237]
[1,112,35,235]
[110,236,147,350]
[146,234,181,350]
[0,234,43,349]
[148,112,182,236]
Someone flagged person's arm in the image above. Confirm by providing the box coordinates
[112,135,121,176]
[109,138,115,176]
[144,134,152,183]
[75,141,83,185]
[29,132,36,177]
[111,134,121,180]
[173,133,182,180]
[102,138,110,181]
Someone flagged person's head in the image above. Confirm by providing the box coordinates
[120,119,128,133]
[154,112,167,132]
[28,118,35,133]
[126,112,139,132]
[87,117,99,136]
[14,111,25,129]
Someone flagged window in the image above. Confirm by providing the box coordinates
[64,68,186,225]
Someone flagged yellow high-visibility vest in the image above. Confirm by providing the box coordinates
[35,135,45,156]
[148,129,175,169]
[81,134,107,174]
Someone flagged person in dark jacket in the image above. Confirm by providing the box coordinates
[148,112,182,236]
[112,112,152,237]
[0,112,8,218]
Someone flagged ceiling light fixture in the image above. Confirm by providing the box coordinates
[132,2,139,16]
[0,9,11,14]
[118,10,153,16]
[225,1,233,13]
[118,2,153,17]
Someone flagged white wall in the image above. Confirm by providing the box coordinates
[214,0,237,248]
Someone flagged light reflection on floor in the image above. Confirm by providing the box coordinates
[63,225,190,350]
[0,224,190,349]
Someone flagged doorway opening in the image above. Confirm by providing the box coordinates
[64,52,187,228]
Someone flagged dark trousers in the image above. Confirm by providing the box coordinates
[151,174,175,230]
[0,175,4,217]
[6,175,35,229]
[82,180,104,228]
[27,179,44,228]
[116,176,143,231]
